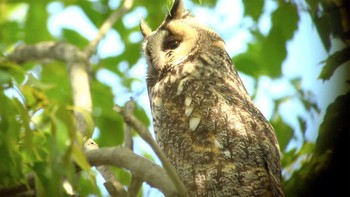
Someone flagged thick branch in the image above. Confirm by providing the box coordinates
[85,146,179,196]
[9,42,92,136]
[9,42,83,64]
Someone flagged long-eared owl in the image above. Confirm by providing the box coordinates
[140,0,284,196]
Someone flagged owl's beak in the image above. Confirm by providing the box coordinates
[140,18,152,38]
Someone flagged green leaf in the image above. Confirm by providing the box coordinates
[166,0,173,13]
[234,33,264,78]
[316,91,350,155]
[134,103,150,127]
[56,104,76,139]
[0,61,26,84]
[72,143,91,170]
[62,28,89,49]
[271,114,294,151]
[0,21,21,51]
[41,62,72,104]
[236,3,300,78]
[0,92,24,186]
[271,3,299,40]
[24,1,52,43]
[0,70,12,85]
[281,148,297,168]
[318,47,350,81]
[77,171,101,196]
[260,2,299,77]
[25,73,56,90]
[100,57,124,76]
[77,0,105,28]
[92,80,124,146]
[298,142,315,155]
[242,0,264,22]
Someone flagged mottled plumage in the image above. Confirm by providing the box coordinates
[141,0,284,196]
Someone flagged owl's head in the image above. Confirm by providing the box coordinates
[141,0,226,86]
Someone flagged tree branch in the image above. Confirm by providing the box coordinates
[85,146,179,196]
[121,99,144,196]
[123,99,135,150]
[114,105,189,196]
[1,146,179,197]
[0,173,35,197]
[84,0,134,57]
[84,139,127,197]
[9,42,92,136]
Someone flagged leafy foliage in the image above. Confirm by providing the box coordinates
[236,1,299,78]
[0,0,349,196]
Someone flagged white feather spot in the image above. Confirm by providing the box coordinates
[223,150,231,158]
[154,82,163,92]
[214,138,223,149]
[152,97,162,107]
[185,97,192,107]
[176,78,189,95]
[170,75,177,83]
[189,117,201,131]
[185,106,194,117]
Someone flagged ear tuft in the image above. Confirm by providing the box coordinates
[140,18,152,38]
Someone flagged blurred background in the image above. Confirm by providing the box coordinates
[1,0,349,196]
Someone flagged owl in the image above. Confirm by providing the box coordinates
[140,0,284,196]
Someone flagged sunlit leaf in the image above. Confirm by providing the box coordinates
[0,61,26,84]
[99,57,123,76]
[0,21,21,50]
[41,62,72,104]
[24,1,52,43]
[242,0,264,22]
[0,70,12,84]
[78,0,105,28]
[25,73,56,90]
[77,171,101,196]
[0,92,24,186]
[72,144,91,170]
[318,47,350,81]
[62,28,89,49]
[92,80,124,146]
[298,142,315,155]
[260,2,299,77]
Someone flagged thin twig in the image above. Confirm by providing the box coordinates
[123,98,135,150]
[114,105,189,196]
[84,0,134,57]
[84,139,127,197]
[127,175,143,197]
[122,99,144,196]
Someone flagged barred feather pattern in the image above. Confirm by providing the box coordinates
[141,0,284,196]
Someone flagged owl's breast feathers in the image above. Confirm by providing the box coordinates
[149,51,283,196]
